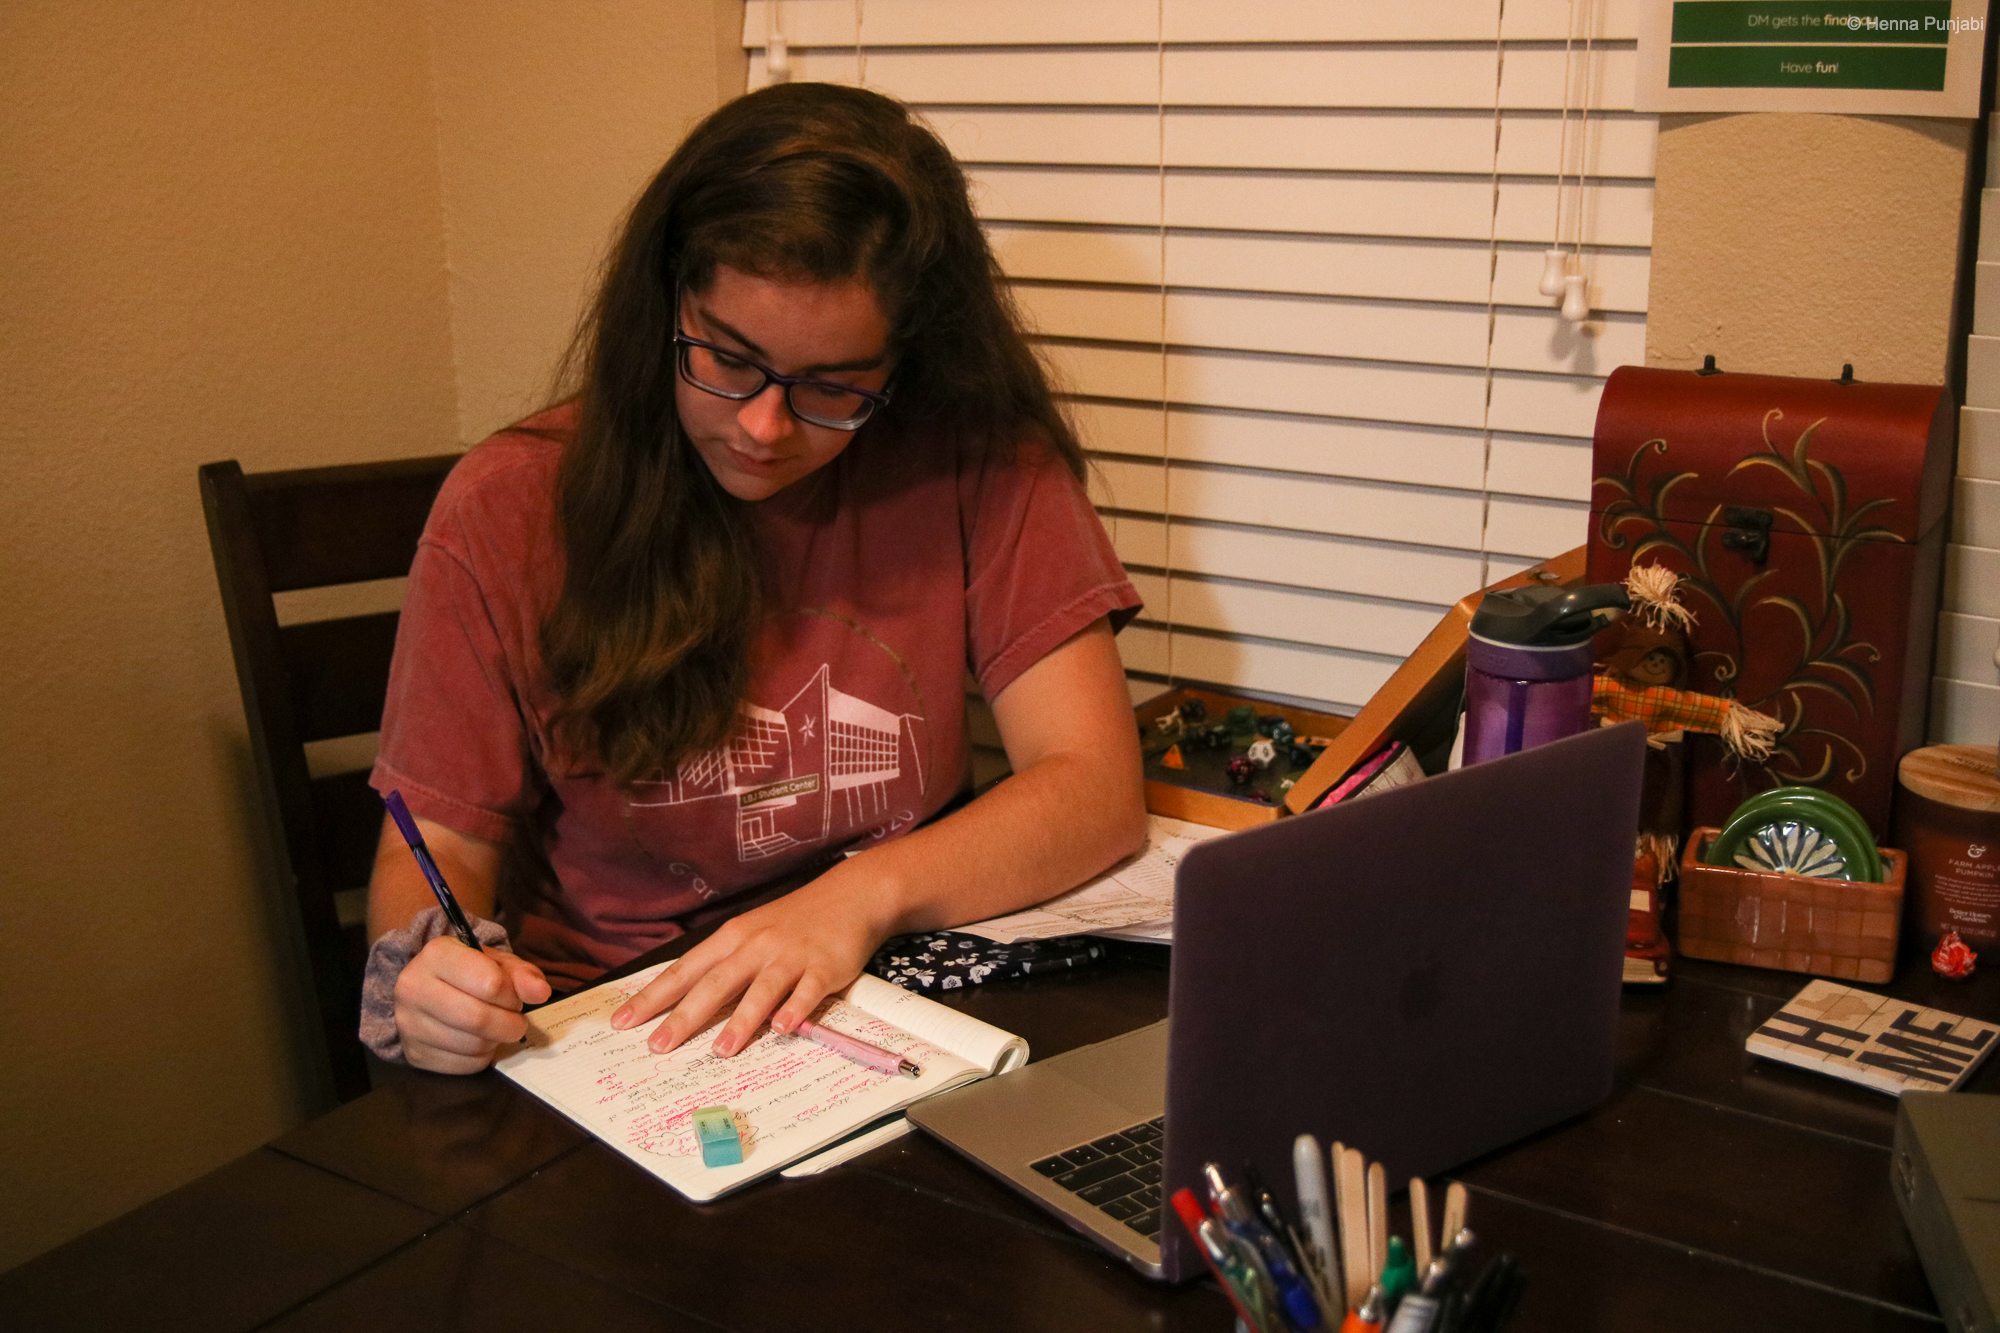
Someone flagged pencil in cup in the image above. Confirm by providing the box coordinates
[1292,1134,1343,1314]
[1172,1189,1268,1333]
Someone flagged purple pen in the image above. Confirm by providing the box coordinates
[383,789,481,950]
[794,1020,921,1077]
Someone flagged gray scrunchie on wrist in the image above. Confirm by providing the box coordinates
[358,905,512,1064]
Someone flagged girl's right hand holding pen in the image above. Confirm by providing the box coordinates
[394,937,550,1074]
[368,805,550,1073]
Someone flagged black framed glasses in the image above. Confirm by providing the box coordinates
[672,328,892,431]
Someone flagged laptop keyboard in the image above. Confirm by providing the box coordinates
[1028,1116,1165,1241]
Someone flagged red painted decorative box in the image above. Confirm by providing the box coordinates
[1588,366,1954,839]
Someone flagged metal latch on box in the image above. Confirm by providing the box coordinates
[1720,506,1773,565]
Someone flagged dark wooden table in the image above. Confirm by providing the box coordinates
[7,937,1994,1332]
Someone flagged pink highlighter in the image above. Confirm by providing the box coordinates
[793,1020,922,1078]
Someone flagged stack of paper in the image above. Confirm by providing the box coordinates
[956,814,1230,945]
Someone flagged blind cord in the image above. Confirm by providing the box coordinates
[1558,0,1597,323]
[1573,1,1595,261]
[1552,0,1574,246]
[1538,0,1576,301]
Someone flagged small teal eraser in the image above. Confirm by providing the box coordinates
[691,1105,742,1167]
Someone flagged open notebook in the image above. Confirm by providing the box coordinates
[496,962,1028,1202]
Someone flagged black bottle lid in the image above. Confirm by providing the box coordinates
[1469,582,1630,648]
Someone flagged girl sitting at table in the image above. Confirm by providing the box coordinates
[361,82,1148,1075]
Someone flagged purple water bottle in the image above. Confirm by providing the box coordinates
[1462,582,1630,766]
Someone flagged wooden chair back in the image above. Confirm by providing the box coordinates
[199,454,460,1108]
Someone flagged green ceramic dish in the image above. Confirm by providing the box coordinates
[1751,789,1882,883]
[1704,784,1872,876]
[1722,787,1880,882]
[1707,812,1852,880]
[1727,818,1856,879]
[1719,786,1878,859]
[1704,786,1880,883]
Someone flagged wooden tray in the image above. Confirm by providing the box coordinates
[1677,827,1906,984]
[1133,546,1587,831]
[1133,686,1350,830]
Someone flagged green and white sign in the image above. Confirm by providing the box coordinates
[1637,1,1987,115]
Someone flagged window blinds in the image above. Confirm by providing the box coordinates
[742,0,1656,717]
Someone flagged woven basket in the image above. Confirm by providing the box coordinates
[1677,828,1906,984]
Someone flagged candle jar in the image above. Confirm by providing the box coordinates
[1893,746,2000,954]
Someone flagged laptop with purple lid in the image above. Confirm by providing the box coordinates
[908,721,1646,1280]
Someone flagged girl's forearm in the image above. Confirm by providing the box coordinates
[824,745,1147,939]
[364,814,505,942]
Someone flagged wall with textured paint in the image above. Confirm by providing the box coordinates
[0,0,458,1271]
[0,0,737,1271]
[1646,113,1974,385]
[429,0,747,442]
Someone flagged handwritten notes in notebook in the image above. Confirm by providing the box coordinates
[497,965,1025,1202]
[955,814,1229,944]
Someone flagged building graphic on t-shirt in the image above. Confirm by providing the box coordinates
[626,664,927,863]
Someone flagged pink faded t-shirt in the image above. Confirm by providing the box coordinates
[372,408,1140,986]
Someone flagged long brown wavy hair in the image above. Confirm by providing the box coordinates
[540,83,1083,785]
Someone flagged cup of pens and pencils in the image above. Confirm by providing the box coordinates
[1170,1135,1525,1333]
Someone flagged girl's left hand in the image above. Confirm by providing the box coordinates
[604,620,1143,1058]
[608,865,892,1056]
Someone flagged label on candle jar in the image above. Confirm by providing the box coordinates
[1932,844,1998,928]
